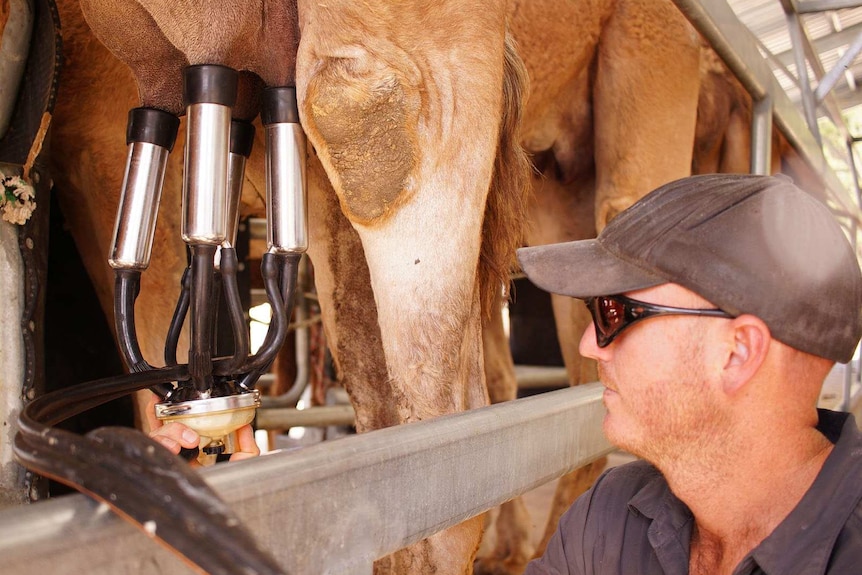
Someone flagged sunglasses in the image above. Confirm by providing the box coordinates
[584,294,734,348]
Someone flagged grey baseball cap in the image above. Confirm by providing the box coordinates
[517,174,862,363]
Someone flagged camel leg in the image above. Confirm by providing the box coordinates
[305,154,399,433]
[592,0,700,229]
[296,2,516,571]
[550,294,597,386]
[483,294,518,407]
[523,166,597,391]
[475,498,534,575]
[533,458,607,557]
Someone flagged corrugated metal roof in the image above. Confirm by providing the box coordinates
[727,0,862,113]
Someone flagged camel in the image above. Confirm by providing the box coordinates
[52,0,528,573]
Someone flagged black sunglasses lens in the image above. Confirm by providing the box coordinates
[589,296,627,347]
[587,295,731,348]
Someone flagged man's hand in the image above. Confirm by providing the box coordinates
[149,422,260,464]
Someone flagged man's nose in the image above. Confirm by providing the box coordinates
[579,321,603,360]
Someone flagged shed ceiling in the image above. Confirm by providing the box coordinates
[727,0,862,116]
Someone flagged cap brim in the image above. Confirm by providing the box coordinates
[516,240,666,298]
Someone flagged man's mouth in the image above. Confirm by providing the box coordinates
[597,365,617,393]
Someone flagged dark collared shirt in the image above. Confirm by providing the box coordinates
[525,409,862,575]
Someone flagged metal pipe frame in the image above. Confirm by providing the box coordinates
[783,3,823,144]
[814,29,862,104]
[846,138,862,207]
[783,0,854,148]
[752,94,774,175]
[797,0,862,13]
[671,0,860,224]
[256,404,356,429]
[256,366,575,429]
[779,0,860,188]
[0,384,610,575]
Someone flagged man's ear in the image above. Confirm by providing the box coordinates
[722,315,771,394]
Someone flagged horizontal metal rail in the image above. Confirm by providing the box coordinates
[257,404,356,428]
[797,0,862,13]
[515,364,570,389]
[256,366,570,429]
[0,383,610,575]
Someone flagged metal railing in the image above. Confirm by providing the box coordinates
[0,384,611,575]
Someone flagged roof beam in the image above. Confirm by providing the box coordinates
[797,0,862,13]
[773,21,862,67]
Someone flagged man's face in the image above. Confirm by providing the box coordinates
[579,283,732,464]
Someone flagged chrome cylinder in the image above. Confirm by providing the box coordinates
[182,102,231,245]
[265,122,308,253]
[109,142,169,270]
[751,94,773,176]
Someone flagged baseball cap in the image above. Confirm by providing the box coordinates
[517,174,862,363]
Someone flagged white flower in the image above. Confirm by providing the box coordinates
[13,186,33,201]
[2,202,34,225]
[0,173,36,225]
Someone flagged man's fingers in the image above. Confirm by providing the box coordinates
[150,422,201,453]
[151,422,258,464]
[229,425,260,461]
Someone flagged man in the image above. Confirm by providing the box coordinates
[517,174,862,574]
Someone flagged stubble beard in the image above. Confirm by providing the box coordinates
[596,337,732,468]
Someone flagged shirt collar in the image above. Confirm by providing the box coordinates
[748,410,862,575]
[628,467,693,575]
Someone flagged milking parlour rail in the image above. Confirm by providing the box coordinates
[0,384,611,575]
